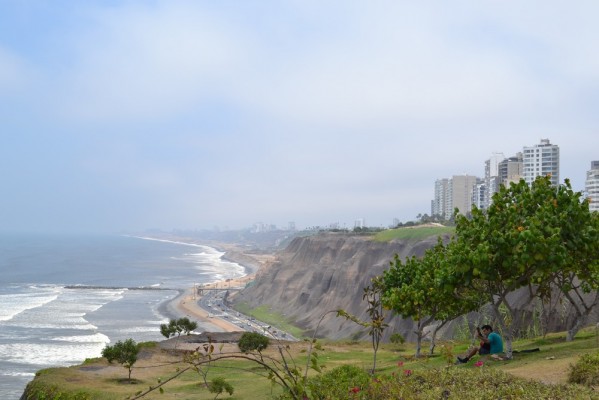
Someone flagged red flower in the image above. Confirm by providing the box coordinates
[403,369,412,376]
[397,361,404,367]
[474,361,484,367]
[350,386,360,393]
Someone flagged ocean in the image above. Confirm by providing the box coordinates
[0,233,246,399]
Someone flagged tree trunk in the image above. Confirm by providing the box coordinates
[429,320,448,355]
[564,291,599,342]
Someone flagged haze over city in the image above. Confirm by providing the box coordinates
[1,1,597,234]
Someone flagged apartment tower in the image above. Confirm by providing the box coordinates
[523,139,560,186]
[586,161,599,212]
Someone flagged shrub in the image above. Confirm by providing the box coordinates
[568,351,599,386]
[307,364,370,399]
[364,368,594,399]
[238,332,270,353]
[389,333,405,345]
[208,377,234,399]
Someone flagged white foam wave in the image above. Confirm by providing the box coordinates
[0,341,106,366]
[0,289,60,322]
[4,287,124,330]
[1,371,36,378]
[50,333,110,344]
[121,326,160,334]
[131,235,211,250]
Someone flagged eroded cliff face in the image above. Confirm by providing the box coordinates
[233,233,451,341]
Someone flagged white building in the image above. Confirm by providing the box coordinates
[432,178,451,219]
[523,139,560,186]
[484,152,505,208]
[432,175,479,219]
[585,161,599,212]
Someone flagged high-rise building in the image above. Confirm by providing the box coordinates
[432,175,479,219]
[523,139,560,186]
[471,179,486,211]
[432,178,451,219]
[484,152,505,209]
[498,152,523,186]
[585,161,599,212]
[452,175,479,216]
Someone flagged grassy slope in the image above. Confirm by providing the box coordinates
[24,327,599,399]
[373,225,455,242]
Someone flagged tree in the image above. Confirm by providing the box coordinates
[448,177,599,357]
[102,338,140,383]
[160,317,198,349]
[238,332,270,353]
[541,182,599,341]
[381,239,481,357]
[338,277,388,373]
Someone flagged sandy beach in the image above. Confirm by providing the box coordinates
[170,273,257,332]
[164,240,275,333]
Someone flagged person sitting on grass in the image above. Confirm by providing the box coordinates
[457,324,503,363]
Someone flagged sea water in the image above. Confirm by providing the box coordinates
[0,233,245,399]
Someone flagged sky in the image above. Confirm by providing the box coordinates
[1,1,598,233]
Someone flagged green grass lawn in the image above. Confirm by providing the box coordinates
[232,302,305,338]
[374,225,455,242]
[25,326,599,399]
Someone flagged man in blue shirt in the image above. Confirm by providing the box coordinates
[457,324,503,363]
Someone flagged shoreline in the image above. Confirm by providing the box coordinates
[157,238,274,333]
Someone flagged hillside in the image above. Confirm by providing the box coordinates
[21,328,599,399]
[232,229,453,341]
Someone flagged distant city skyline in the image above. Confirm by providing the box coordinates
[431,139,594,220]
[1,2,598,233]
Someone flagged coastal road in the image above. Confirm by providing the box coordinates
[197,288,297,341]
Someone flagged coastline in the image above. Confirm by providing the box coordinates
[159,238,274,333]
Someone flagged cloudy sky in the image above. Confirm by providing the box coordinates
[1,1,597,233]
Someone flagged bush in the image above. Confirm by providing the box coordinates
[568,351,599,386]
[363,368,594,399]
[389,333,405,345]
[208,377,234,399]
[238,332,270,353]
[307,364,370,399]
[287,367,595,399]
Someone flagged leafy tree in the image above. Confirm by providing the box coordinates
[542,183,599,341]
[160,317,198,348]
[102,338,140,383]
[238,332,270,353]
[448,177,599,357]
[381,239,481,357]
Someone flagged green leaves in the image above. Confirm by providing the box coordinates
[101,338,140,382]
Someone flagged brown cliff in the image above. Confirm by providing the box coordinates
[233,232,451,341]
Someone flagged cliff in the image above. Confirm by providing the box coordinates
[233,232,451,341]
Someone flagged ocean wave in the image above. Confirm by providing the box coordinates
[132,235,212,251]
[50,333,110,344]
[0,289,60,322]
[2,287,126,330]
[1,371,36,378]
[0,342,106,366]
[120,326,160,334]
